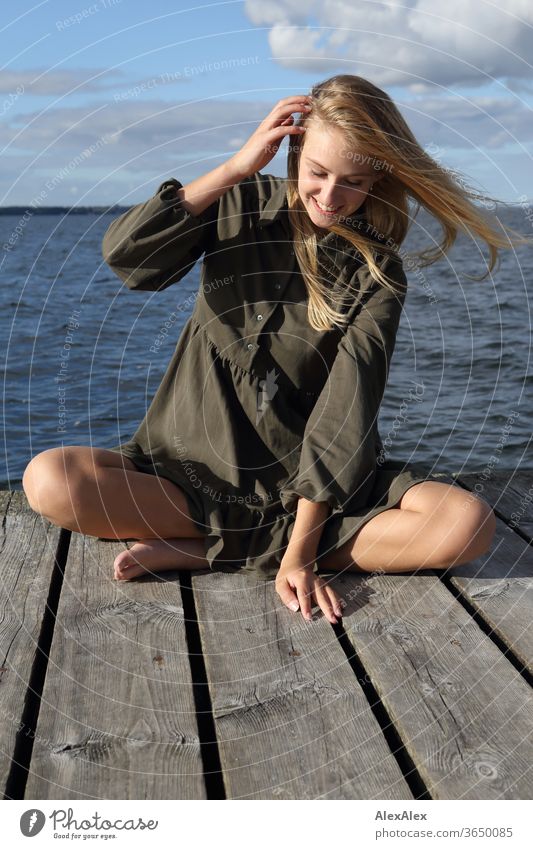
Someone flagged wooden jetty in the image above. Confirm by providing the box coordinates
[1,469,532,800]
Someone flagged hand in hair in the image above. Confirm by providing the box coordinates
[229,95,312,179]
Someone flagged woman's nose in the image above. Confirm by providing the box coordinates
[319,184,341,204]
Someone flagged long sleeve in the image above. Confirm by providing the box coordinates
[279,255,408,517]
[101,178,220,291]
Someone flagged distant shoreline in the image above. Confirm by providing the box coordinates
[0,202,528,216]
[0,206,131,215]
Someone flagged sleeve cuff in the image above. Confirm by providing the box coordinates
[156,178,183,201]
[279,462,378,518]
[155,177,220,225]
[279,484,343,517]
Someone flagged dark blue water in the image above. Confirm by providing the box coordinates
[1,203,531,490]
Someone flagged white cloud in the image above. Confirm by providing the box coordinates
[244,0,533,88]
[268,23,333,69]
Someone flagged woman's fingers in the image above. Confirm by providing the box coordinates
[230,95,311,177]
[276,103,311,124]
[275,576,300,613]
[286,572,314,621]
[273,95,312,111]
[296,581,314,621]
[279,94,312,103]
[324,584,344,618]
[268,125,306,145]
[276,569,343,625]
[265,98,311,127]
[277,99,311,114]
[313,582,339,624]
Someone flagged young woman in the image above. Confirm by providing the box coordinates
[23,75,526,625]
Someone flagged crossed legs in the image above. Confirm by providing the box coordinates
[22,446,497,581]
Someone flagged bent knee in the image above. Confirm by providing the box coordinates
[432,495,496,567]
[461,495,496,548]
[22,446,93,522]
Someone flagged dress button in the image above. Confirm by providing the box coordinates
[274,283,281,290]
[256,314,263,321]
[247,342,254,350]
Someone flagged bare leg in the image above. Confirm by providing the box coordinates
[22,446,210,580]
[319,481,497,574]
[22,445,206,539]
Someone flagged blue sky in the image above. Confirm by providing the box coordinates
[1,0,532,204]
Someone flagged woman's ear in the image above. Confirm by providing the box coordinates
[368,172,386,192]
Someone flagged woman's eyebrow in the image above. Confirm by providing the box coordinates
[306,156,373,178]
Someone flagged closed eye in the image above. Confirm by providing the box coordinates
[310,169,363,187]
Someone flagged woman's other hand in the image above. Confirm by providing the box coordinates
[275,551,344,625]
[229,95,312,179]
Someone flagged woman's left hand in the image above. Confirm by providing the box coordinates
[275,551,344,624]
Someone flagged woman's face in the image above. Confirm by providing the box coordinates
[297,124,382,232]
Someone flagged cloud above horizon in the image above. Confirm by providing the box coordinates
[244,0,533,91]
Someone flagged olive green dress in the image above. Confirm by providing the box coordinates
[101,171,438,579]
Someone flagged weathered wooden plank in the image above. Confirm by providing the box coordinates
[333,568,533,800]
[447,523,533,674]
[25,533,206,799]
[192,570,414,800]
[0,490,62,797]
[456,470,533,539]
[443,473,533,673]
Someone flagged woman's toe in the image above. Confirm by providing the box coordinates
[113,549,138,579]
[114,549,131,569]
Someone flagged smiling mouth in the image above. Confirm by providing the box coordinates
[311,196,341,215]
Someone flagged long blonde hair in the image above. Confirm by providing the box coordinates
[287,74,532,331]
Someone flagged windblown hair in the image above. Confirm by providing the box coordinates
[287,74,532,331]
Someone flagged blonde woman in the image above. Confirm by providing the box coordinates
[23,75,528,624]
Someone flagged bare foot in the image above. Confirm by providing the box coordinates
[113,537,207,580]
